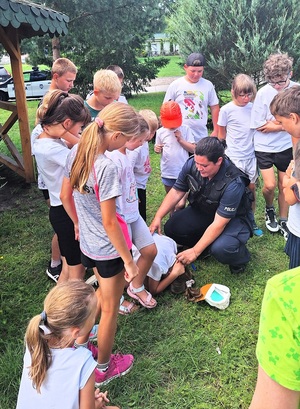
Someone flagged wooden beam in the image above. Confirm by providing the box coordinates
[5,28,35,183]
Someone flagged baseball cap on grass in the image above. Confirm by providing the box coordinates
[160,100,182,129]
[193,283,231,310]
[186,52,206,67]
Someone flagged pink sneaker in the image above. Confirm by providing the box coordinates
[94,353,134,386]
[87,342,98,359]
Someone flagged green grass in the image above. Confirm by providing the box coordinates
[0,92,290,409]
[156,55,185,77]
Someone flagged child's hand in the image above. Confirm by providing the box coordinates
[95,389,109,409]
[286,160,295,178]
[174,130,182,142]
[124,259,139,282]
[154,144,163,153]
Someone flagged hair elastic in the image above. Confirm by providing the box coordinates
[95,117,104,128]
[40,311,47,322]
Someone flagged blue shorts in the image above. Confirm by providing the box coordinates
[162,177,177,187]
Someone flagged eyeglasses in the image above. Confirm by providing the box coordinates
[268,77,289,87]
[238,93,253,99]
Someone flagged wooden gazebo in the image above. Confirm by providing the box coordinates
[0,0,69,182]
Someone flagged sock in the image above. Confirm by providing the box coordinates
[96,361,110,372]
[51,259,61,268]
[74,341,88,349]
[279,218,287,223]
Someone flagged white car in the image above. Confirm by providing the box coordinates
[0,67,51,101]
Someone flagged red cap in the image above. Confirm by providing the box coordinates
[160,101,182,129]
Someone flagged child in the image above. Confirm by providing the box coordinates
[270,85,300,268]
[154,100,195,214]
[60,102,140,386]
[132,233,187,295]
[218,73,262,236]
[32,90,82,282]
[127,109,159,221]
[49,57,77,93]
[34,91,91,282]
[106,119,158,309]
[107,65,127,103]
[250,53,296,239]
[16,281,118,409]
[85,70,121,120]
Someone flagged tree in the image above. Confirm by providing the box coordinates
[23,0,172,96]
[167,0,300,92]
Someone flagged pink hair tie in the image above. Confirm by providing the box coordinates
[95,117,104,128]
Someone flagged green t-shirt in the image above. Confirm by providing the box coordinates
[256,266,300,391]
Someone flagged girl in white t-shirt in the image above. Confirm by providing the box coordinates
[16,281,118,409]
[218,74,262,236]
[33,91,91,281]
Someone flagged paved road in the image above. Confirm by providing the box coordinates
[145,76,179,93]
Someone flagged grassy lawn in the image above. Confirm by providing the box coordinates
[0,91,290,408]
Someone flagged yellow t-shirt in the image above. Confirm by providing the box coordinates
[256,266,300,390]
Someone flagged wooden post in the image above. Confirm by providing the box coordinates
[2,26,35,182]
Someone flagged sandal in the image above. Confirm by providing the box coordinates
[119,295,139,315]
[127,283,157,309]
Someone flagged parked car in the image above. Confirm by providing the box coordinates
[0,67,51,101]
[0,66,11,83]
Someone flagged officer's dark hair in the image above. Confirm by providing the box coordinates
[195,137,225,163]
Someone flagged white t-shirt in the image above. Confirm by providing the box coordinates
[34,137,70,206]
[132,233,177,281]
[16,346,96,409]
[250,82,298,153]
[155,124,195,179]
[164,76,219,142]
[106,150,139,223]
[288,201,300,238]
[127,142,151,189]
[218,101,255,160]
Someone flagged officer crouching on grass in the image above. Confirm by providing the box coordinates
[149,137,253,274]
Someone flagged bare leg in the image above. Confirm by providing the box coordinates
[130,243,157,306]
[260,167,276,207]
[96,271,126,363]
[277,170,289,219]
[51,233,61,265]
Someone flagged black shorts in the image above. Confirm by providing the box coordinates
[81,253,124,279]
[49,205,81,266]
[40,189,49,201]
[255,148,293,172]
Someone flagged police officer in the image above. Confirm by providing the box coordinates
[149,137,253,273]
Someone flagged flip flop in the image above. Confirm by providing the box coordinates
[127,283,157,309]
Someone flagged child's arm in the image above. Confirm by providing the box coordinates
[154,133,163,154]
[148,260,185,295]
[210,104,220,137]
[218,125,226,140]
[60,176,80,240]
[101,197,139,282]
[174,130,195,153]
[257,121,283,133]
[62,130,81,148]
[283,175,300,205]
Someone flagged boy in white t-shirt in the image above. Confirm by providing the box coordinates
[155,100,195,214]
[218,73,262,236]
[250,53,297,240]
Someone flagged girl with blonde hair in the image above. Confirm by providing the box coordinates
[16,281,118,409]
[60,102,140,387]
